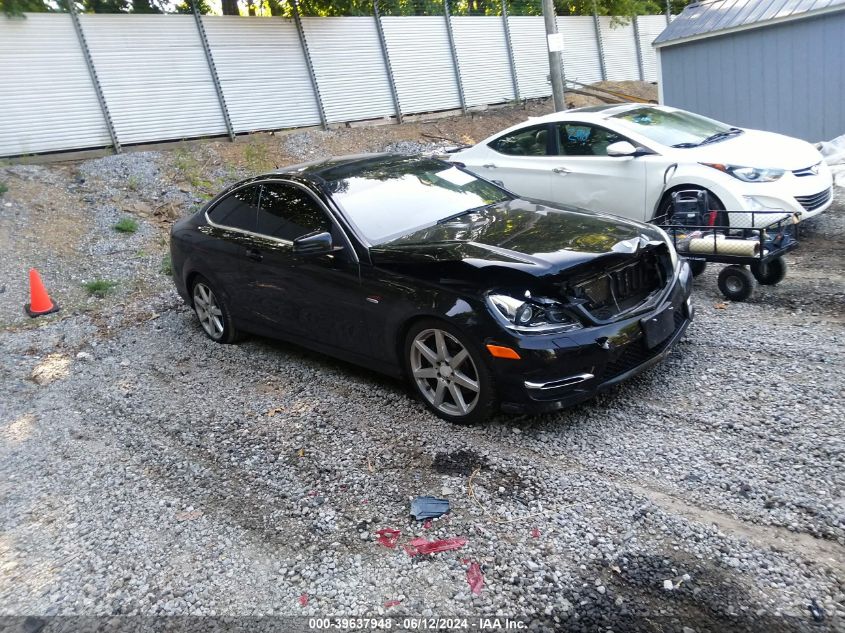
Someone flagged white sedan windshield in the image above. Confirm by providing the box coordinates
[612,107,735,148]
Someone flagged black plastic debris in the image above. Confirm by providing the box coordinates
[808,598,825,622]
[410,496,450,520]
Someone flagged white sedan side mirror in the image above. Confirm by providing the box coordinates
[606,141,639,157]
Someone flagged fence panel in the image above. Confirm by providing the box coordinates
[302,17,395,123]
[557,16,602,84]
[507,16,550,99]
[81,14,226,145]
[599,16,639,81]
[0,14,111,156]
[381,16,462,115]
[202,16,321,133]
[451,16,514,106]
[636,15,665,82]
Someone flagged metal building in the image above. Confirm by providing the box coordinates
[654,0,845,142]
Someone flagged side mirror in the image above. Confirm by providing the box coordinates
[606,141,638,157]
[607,141,655,158]
[293,231,333,255]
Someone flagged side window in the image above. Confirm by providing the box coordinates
[208,186,259,232]
[556,123,626,156]
[488,125,549,156]
[257,183,332,241]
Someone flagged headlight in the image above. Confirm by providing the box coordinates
[702,163,785,183]
[486,292,582,334]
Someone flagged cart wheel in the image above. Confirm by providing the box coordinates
[688,260,707,277]
[717,265,755,301]
[750,257,787,285]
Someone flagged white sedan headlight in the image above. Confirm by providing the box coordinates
[702,163,785,183]
[486,293,582,335]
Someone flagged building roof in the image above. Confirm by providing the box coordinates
[653,0,845,47]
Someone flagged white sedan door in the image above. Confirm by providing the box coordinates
[547,122,650,221]
[458,123,556,201]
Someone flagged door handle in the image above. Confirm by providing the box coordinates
[482,163,497,169]
[553,167,571,174]
[245,248,263,262]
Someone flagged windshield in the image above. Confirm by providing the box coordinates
[611,107,736,148]
[325,156,510,245]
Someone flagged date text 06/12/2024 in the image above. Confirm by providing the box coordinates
[308,617,528,630]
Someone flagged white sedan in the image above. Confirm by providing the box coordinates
[451,104,833,223]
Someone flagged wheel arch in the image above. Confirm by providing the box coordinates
[653,184,727,220]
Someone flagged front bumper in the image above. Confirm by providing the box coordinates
[490,268,693,415]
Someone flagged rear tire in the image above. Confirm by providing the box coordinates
[404,319,497,424]
[191,275,241,344]
[751,257,787,285]
[717,265,755,302]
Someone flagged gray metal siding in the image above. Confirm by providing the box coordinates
[302,17,395,123]
[557,16,602,84]
[660,12,845,141]
[636,15,665,82]
[202,17,321,133]
[0,14,111,155]
[508,16,551,99]
[381,17,462,114]
[599,17,639,81]
[81,14,227,145]
[452,17,515,106]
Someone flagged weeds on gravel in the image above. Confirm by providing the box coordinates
[160,254,172,276]
[113,217,139,234]
[244,142,273,172]
[0,182,7,196]
[127,175,140,191]
[84,279,118,298]
[174,148,214,190]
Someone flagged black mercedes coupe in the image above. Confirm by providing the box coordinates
[170,154,693,423]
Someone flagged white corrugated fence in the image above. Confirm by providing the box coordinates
[0,11,668,157]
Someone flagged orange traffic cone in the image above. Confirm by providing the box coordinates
[25,268,60,318]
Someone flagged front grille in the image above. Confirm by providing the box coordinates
[795,188,831,211]
[576,249,665,321]
[792,163,821,178]
[601,308,685,381]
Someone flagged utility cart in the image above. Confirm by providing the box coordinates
[654,190,801,301]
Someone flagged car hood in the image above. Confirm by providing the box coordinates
[680,129,823,170]
[370,199,667,278]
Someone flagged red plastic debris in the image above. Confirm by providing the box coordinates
[531,528,541,539]
[307,490,318,497]
[361,499,369,505]
[384,599,402,608]
[466,562,484,595]
[376,528,401,548]
[404,536,468,557]
[423,519,433,530]
[299,593,309,607]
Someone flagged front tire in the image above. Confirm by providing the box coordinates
[687,259,707,277]
[191,275,241,343]
[717,265,755,301]
[404,319,497,424]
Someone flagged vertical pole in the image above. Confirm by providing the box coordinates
[501,0,520,101]
[632,15,645,81]
[592,6,607,81]
[193,1,235,141]
[443,0,467,114]
[542,0,564,111]
[373,0,403,123]
[666,0,672,23]
[66,0,120,153]
[292,0,328,130]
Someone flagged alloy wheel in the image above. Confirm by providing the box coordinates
[193,282,224,340]
[410,328,480,417]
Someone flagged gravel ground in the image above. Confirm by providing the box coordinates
[1,111,843,631]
